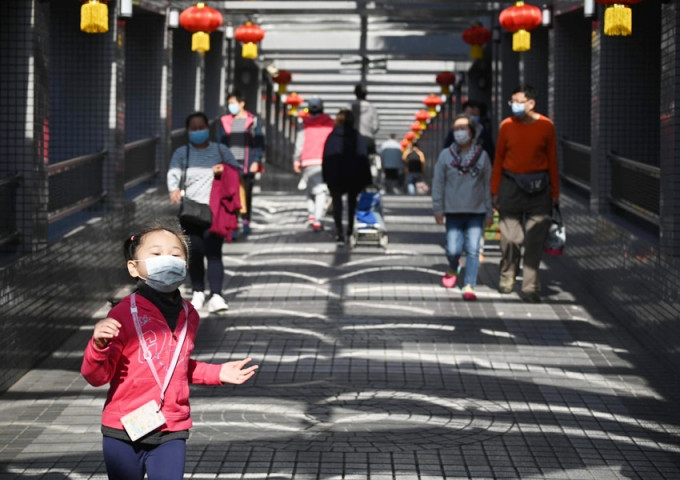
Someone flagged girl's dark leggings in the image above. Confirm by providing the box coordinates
[103,436,186,480]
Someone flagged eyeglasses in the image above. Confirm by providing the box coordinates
[508,99,530,106]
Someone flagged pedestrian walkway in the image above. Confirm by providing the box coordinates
[1,191,680,479]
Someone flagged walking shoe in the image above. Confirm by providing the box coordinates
[242,220,251,235]
[207,293,229,313]
[335,234,345,245]
[308,215,316,225]
[190,291,206,310]
[462,285,477,301]
[521,291,541,304]
[442,265,460,288]
[312,221,323,232]
[498,277,515,294]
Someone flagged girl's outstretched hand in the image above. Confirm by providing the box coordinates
[219,358,259,384]
[93,317,122,349]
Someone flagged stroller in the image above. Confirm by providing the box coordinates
[349,186,388,249]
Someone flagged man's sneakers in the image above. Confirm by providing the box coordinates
[521,291,541,303]
[335,233,345,245]
[498,276,515,294]
[462,285,477,301]
[190,291,206,310]
[312,221,323,232]
[442,265,461,288]
[207,293,229,313]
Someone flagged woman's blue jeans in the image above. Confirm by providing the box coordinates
[445,213,485,287]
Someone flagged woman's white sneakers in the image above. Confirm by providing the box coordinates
[207,293,229,313]
[190,291,229,314]
[190,291,206,310]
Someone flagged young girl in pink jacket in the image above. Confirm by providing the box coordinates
[81,220,258,480]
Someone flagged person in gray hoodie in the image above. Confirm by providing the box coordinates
[432,114,493,301]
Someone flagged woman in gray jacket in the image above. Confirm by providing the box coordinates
[432,114,493,300]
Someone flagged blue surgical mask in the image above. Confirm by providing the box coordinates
[228,103,240,115]
[189,129,209,145]
[511,102,526,117]
[136,255,187,293]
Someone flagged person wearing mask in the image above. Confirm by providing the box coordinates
[491,84,559,303]
[402,141,426,195]
[443,100,495,161]
[293,97,335,231]
[349,84,380,155]
[432,115,493,301]
[167,112,241,314]
[322,109,372,244]
[219,91,265,235]
[379,133,405,194]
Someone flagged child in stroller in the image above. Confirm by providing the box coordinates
[349,186,388,248]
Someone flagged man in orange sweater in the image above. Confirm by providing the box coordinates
[491,84,559,303]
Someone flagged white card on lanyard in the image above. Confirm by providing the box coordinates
[122,293,189,441]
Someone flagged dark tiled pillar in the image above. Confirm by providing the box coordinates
[660,3,680,257]
[590,1,661,215]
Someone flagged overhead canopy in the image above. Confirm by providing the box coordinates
[218,0,526,142]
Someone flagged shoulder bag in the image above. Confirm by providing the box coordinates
[178,145,213,229]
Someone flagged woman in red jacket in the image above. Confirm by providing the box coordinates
[81,221,258,480]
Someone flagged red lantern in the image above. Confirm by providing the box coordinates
[462,23,492,59]
[410,121,424,138]
[415,110,431,129]
[404,131,417,142]
[499,1,542,52]
[179,2,223,53]
[595,0,643,36]
[423,94,443,117]
[80,0,110,34]
[285,92,303,116]
[297,108,310,119]
[273,70,292,95]
[234,22,265,59]
[436,72,456,95]
[400,139,411,150]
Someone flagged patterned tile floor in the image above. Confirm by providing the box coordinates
[1,192,679,479]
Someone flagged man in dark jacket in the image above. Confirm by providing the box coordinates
[322,109,372,244]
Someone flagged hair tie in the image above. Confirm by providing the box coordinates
[130,235,135,241]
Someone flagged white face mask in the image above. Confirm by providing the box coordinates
[454,129,471,145]
[136,255,187,293]
[511,102,527,117]
[228,103,241,115]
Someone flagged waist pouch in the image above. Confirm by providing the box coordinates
[504,170,549,194]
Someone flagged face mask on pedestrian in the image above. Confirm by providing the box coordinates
[188,129,209,145]
[228,103,241,115]
[454,129,471,145]
[511,102,527,117]
[135,255,187,293]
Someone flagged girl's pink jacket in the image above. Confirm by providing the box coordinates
[81,294,222,432]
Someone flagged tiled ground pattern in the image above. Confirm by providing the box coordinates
[1,192,679,479]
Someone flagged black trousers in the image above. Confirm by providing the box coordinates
[330,188,360,236]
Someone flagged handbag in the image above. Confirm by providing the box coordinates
[505,170,549,194]
[178,145,213,229]
[544,205,566,256]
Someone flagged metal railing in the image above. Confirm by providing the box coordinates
[47,151,106,223]
[0,174,22,247]
[608,151,660,225]
[124,136,159,189]
[560,138,591,191]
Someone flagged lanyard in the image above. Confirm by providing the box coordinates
[130,293,188,409]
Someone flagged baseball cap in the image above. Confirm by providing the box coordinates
[307,97,323,113]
